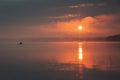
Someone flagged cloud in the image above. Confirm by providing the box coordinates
[48,14,81,19]
[97,3,106,6]
[0,13,120,39]
[68,3,107,9]
[79,13,120,36]
[52,13,120,37]
[69,3,94,8]
[0,0,120,39]
[0,0,119,28]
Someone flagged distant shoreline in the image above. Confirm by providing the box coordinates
[0,34,120,42]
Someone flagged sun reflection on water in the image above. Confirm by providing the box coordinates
[78,43,83,62]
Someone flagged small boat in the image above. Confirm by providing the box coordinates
[19,42,23,45]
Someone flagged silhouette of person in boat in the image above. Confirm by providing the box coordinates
[19,42,23,45]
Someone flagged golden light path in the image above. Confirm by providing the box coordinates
[78,43,83,61]
[78,43,84,80]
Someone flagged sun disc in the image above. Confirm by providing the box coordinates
[78,26,83,30]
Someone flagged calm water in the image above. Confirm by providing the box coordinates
[0,41,120,80]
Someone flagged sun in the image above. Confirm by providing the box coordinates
[78,26,83,30]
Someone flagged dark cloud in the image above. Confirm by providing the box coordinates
[0,0,119,26]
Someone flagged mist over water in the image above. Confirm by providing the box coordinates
[0,41,120,80]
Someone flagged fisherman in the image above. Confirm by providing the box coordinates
[19,42,23,45]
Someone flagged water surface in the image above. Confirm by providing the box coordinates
[0,42,120,80]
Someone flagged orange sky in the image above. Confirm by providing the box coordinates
[27,13,120,38]
[1,13,119,39]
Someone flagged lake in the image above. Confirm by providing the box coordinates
[0,41,120,80]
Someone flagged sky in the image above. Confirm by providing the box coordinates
[0,0,120,39]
